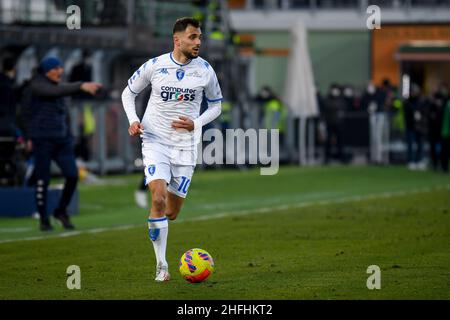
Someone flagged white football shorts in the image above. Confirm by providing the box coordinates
[142,141,196,198]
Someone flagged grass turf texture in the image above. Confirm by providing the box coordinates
[0,166,449,299]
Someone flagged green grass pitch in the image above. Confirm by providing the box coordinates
[0,166,449,299]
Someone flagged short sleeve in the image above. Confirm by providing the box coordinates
[127,59,155,95]
[204,68,223,103]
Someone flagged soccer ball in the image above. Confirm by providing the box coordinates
[179,248,215,283]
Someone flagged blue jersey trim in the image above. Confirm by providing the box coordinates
[127,84,138,95]
[170,52,192,67]
[206,97,223,103]
[148,217,168,222]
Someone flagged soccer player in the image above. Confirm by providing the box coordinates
[121,17,223,282]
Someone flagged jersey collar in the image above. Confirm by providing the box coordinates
[170,52,192,67]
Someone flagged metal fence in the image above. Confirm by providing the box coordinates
[67,96,410,175]
[69,99,139,175]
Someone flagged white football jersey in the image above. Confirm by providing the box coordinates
[126,52,223,150]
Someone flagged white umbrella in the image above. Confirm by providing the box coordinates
[283,21,318,164]
[284,20,318,117]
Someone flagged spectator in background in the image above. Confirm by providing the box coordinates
[16,68,36,149]
[323,83,346,164]
[316,89,327,145]
[361,81,390,165]
[16,68,38,187]
[255,85,271,126]
[360,82,379,113]
[441,97,450,173]
[0,57,17,137]
[68,51,102,184]
[219,100,233,132]
[427,83,448,172]
[316,88,325,115]
[342,84,357,112]
[403,83,428,171]
[378,79,394,164]
[69,51,93,86]
[69,51,95,163]
[29,56,101,231]
[260,86,287,147]
[379,79,395,111]
[192,0,207,25]
[0,57,22,187]
[390,87,406,154]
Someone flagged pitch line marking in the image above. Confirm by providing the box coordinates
[0,184,449,244]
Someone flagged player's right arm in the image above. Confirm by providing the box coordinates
[121,59,155,136]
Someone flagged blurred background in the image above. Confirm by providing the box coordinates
[0,0,449,186]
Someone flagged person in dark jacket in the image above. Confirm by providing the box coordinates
[427,84,448,171]
[323,84,346,164]
[403,83,428,170]
[0,57,17,137]
[30,56,101,231]
[15,68,38,187]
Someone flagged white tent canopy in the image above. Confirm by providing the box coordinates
[283,21,318,118]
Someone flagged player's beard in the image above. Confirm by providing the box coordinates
[182,47,199,60]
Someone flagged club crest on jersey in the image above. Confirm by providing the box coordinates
[148,165,156,176]
[176,69,185,81]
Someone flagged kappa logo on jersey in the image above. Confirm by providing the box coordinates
[160,86,196,102]
[160,68,169,75]
[176,69,185,81]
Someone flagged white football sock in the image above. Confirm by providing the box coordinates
[148,217,168,267]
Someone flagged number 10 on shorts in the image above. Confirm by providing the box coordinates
[178,176,191,195]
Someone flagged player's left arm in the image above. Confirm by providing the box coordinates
[122,60,153,136]
[193,101,222,130]
[171,102,222,132]
[172,68,223,132]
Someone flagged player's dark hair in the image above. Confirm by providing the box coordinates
[173,17,200,34]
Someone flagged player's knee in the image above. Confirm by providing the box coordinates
[152,194,166,212]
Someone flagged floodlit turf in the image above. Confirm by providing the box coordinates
[0,166,449,299]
